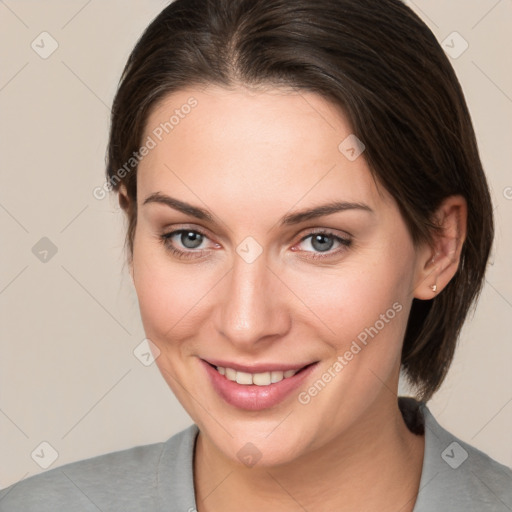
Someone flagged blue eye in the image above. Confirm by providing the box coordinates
[308,233,336,252]
[296,230,352,259]
[159,228,352,261]
[160,229,210,260]
[175,230,204,249]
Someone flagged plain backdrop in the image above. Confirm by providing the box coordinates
[1,0,511,489]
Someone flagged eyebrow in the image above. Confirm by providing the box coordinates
[143,192,373,226]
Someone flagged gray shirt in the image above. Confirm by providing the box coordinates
[1,399,511,511]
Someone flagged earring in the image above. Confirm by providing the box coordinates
[430,284,437,293]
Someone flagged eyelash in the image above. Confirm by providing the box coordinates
[159,228,352,261]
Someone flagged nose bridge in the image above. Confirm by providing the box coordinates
[217,251,288,346]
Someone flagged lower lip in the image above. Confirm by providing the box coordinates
[201,360,317,411]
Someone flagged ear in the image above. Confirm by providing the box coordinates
[118,184,135,282]
[118,184,130,212]
[413,195,467,300]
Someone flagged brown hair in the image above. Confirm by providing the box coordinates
[105,0,494,402]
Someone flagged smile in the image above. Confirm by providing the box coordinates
[215,365,301,386]
[202,359,318,410]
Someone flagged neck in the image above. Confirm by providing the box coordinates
[194,392,425,512]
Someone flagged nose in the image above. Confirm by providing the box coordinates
[215,252,291,350]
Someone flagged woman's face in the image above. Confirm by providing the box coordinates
[130,84,429,466]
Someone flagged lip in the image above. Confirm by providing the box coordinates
[201,359,318,411]
[203,358,311,373]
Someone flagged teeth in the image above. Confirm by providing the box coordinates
[271,371,284,383]
[235,371,253,385]
[253,372,272,385]
[225,367,237,381]
[216,366,300,386]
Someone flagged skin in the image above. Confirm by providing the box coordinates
[120,84,467,512]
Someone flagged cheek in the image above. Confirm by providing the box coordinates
[287,251,413,430]
[131,234,211,346]
[288,242,414,358]
[317,266,405,319]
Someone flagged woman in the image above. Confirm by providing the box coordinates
[1,0,510,510]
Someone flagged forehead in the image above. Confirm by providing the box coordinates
[137,85,390,214]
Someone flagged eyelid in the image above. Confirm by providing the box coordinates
[297,226,353,241]
[161,222,215,239]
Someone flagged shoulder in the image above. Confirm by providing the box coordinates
[0,424,199,512]
[412,400,512,512]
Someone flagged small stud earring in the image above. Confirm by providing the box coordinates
[430,284,437,292]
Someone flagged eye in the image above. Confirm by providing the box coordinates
[171,230,205,249]
[158,227,352,261]
[159,228,217,260]
[293,230,352,259]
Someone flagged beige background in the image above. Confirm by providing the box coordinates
[1,0,511,489]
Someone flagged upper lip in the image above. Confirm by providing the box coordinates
[202,358,316,373]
